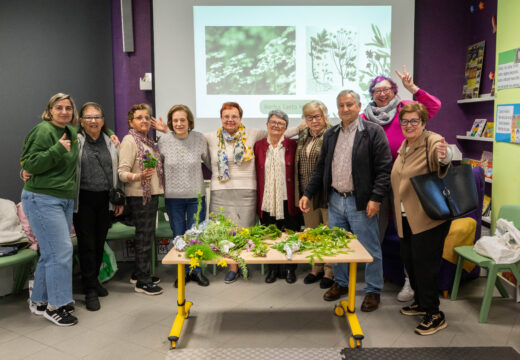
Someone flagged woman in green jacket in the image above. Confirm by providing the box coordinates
[21,93,80,327]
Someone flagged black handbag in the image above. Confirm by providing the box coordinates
[410,137,478,220]
[108,187,126,206]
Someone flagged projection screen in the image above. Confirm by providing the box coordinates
[153,0,415,133]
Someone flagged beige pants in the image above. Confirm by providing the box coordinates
[302,202,333,277]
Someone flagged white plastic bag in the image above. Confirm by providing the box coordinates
[474,218,520,264]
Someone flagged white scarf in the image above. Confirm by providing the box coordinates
[262,136,286,220]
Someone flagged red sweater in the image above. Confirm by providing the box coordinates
[254,137,299,219]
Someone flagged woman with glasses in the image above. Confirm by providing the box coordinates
[391,102,452,335]
[119,104,164,295]
[73,102,124,311]
[295,101,334,289]
[361,66,441,302]
[254,110,301,284]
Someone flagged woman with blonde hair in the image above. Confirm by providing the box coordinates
[21,93,79,326]
[295,101,334,288]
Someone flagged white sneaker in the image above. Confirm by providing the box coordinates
[28,300,47,316]
[397,277,414,302]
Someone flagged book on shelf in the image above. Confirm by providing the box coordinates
[469,118,487,137]
[461,157,482,168]
[482,122,494,138]
[462,41,485,99]
[482,195,491,216]
[480,151,493,180]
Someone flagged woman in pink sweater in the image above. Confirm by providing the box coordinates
[361,66,441,302]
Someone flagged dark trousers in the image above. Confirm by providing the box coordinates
[73,190,110,293]
[400,217,451,314]
[126,195,158,284]
[261,200,301,274]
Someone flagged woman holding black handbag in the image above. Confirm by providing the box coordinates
[390,102,452,336]
[73,102,124,311]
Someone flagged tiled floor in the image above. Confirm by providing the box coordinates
[1,262,520,360]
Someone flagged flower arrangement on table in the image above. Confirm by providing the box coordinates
[270,225,356,265]
[175,195,355,278]
[179,212,281,278]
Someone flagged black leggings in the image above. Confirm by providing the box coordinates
[73,190,110,293]
[400,217,451,314]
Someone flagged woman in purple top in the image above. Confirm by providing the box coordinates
[361,65,442,302]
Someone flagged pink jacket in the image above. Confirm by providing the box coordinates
[361,89,441,161]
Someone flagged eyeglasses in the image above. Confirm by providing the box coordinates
[222,115,240,120]
[399,118,421,127]
[373,87,392,95]
[134,116,151,122]
[82,116,103,121]
[305,114,322,122]
[268,120,287,127]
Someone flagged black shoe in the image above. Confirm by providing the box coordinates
[130,273,161,285]
[303,272,323,284]
[265,270,278,283]
[189,272,210,286]
[319,277,335,289]
[415,312,447,335]
[85,291,100,311]
[285,269,296,284]
[96,283,109,297]
[63,303,75,314]
[135,282,163,295]
[401,302,427,316]
[174,276,190,288]
[44,307,78,327]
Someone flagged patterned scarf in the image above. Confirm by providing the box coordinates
[216,124,254,182]
[129,129,164,204]
[363,96,401,126]
[261,136,286,220]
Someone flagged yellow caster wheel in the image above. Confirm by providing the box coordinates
[334,305,345,317]
[349,336,362,349]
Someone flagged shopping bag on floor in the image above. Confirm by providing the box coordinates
[98,242,118,283]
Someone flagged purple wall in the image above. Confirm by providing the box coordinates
[415,0,497,158]
[111,0,153,139]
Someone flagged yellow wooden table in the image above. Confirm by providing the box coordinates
[162,238,373,349]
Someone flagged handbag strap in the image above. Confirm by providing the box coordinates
[424,135,432,173]
[92,150,114,188]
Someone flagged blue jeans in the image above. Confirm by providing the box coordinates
[328,190,383,293]
[165,197,206,274]
[21,190,74,307]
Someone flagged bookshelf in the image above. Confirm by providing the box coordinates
[456,96,494,230]
[457,94,495,104]
[456,135,493,142]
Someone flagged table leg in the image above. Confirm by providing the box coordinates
[334,263,364,348]
[168,264,193,349]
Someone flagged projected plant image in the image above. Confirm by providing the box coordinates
[307,28,358,93]
[205,26,296,95]
[308,29,334,91]
[358,24,391,93]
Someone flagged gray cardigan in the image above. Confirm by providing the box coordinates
[74,132,122,212]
